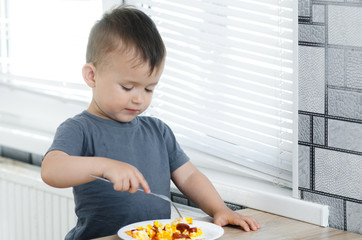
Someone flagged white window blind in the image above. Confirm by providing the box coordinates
[128,0,296,188]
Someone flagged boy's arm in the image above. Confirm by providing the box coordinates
[41,150,150,193]
[171,161,260,231]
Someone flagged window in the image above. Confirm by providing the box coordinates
[0,0,104,154]
[4,0,101,84]
[126,0,297,189]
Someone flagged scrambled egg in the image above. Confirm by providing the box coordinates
[125,217,204,240]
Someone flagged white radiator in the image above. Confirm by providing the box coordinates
[0,158,76,240]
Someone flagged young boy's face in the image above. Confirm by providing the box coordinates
[86,48,164,123]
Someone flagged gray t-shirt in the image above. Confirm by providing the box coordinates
[47,111,189,240]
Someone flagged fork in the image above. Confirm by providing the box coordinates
[90,174,183,218]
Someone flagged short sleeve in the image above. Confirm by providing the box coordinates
[162,122,189,173]
[46,119,85,156]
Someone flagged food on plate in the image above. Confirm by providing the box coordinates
[125,217,204,240]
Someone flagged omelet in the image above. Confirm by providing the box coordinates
[125,217,204,240]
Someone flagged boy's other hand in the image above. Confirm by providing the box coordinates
[103,160,150,194]
[213,208,260,232]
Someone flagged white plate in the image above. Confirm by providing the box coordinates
[118,219,224,240]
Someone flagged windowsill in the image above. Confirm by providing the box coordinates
[0,84,87,156]
[0,122,53,156]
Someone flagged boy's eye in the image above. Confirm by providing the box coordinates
[122,85,133,91]
[145,88,154,93]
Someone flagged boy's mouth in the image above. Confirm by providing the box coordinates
[125,108,139,114]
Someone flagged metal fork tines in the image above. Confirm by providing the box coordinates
[90,175,183,218]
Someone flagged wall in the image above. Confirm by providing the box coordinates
[298,0,362,234]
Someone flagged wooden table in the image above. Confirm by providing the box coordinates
[94,204,362,240]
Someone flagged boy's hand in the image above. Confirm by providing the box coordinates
[213,208,260,232]
[102,160,150,194]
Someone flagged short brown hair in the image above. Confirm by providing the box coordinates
[86,5,166,73]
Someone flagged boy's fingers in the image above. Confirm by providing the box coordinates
[129,175,142,193]
[139,179,150,194]
[136,172,150,193]
[230,218,251,232]
[114,178,128,192]
[244,216,260,230]
[240,217,260,231]
[215,214,259,232]
[105,163,150,193]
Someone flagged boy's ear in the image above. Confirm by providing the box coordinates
[82,63,96,88]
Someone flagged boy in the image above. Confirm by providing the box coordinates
[41,5,260,239]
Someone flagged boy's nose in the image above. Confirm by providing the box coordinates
[131,91,143,104]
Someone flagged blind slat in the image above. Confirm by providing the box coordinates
[153,89,294,131]
[162,29,294,62]
[164,40,294,71]
[159,77,294,112]
[155,17,294,50]
[153,88,294,121]
[152,107,293,154]
[163,67,294,98]
[179,136,292,178]
[165,60,293,89]
[140,0,293,21]
[185,147,291,186]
